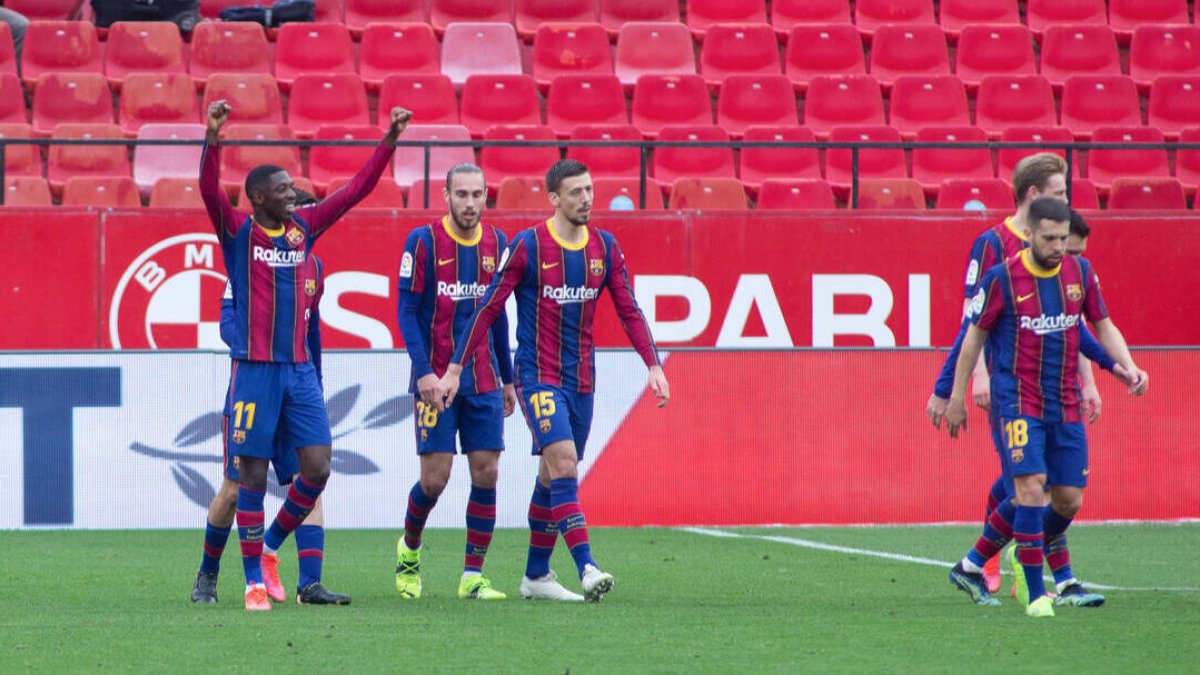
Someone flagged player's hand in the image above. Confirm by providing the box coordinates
[433,368,461,411]
[1080,382,1102,424]
[502,383,517,417]
[926,394,949,429]
[946,398,968,438]
[383,107,413,146]
[648,365,670,408]
[971,373,991,411]
[206,99,231,136]
[416,373,439,406]
[1126,365,1149,396]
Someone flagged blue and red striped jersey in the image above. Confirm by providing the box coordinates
[451,219,660,394]
[962,217,1028,299]
[221,256,325,382]
[969,250,1109,422]
[397,217,510,396]
[200,139,393,362]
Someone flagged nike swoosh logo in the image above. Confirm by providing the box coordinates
[541,262,559,270]
[438,258,455,266]
[1017,293,1035,303]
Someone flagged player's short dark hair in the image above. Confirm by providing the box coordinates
[546,159,589,193]
[1012,153,1066,205]
[445,163,484,191]
[244,164,287,199]
[293,188,318,207]
[1028,196,1070,228]
[1069,207,1091,238]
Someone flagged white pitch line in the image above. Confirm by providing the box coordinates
[679,527,1200,593]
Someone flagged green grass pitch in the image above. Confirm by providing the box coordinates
[1,524,1196,673]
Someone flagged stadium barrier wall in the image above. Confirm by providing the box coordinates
[1,350,1194,530]
[2,210,1199,350]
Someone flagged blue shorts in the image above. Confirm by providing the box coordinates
[224,359,331,461]
[517,384,594,459]
[987,411,1014,494]
[998,415,1089,491]
[414,390,505,454]
[222,414,300,485]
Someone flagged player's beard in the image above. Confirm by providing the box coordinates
[1031,247,1061,270]
[566,207,590,227]
[450,209,480,230]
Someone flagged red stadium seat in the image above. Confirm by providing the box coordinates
[309,125,392,196]
[431,0,512,34]
[234,177,315,208]
[686,1,769,38]
[0,124,41,178]
[938,0,1020,39]
[460,75,542,138]
[47,123,130,196]
[716,75,799,138]
[360,24,441,93]
[441,22,523,87]
[1085,126,1170,193]
[188,22,271,89]
[546,75,628,137]
[855,178,927,210]
[974,75,1057,138]
[887,75,970,138]
[1130,26,1200,91]
[326,176,407,209]
[868,24,950,88]
[755,178,837,209]
[996,126,1077,181]
[631,75,713,138]
[668,177,748,209]
[313,0,347,23]
[516,0,598,40]
[21,21,102,87]
[201,73,283,127]
[32,73,114,137]
[1024,0,1108,38]
[218,124,302,198]
[854,0,935,39]
[802,75,885,139]
[784,24,866,91]
[700,24,782,88]
[149,178,205,209]
[3,177,51,206]
[592,177,666,210]
[1148,76,1200,140]
[405,178,448,209]
[133,124,205,197]
[495,176,550,209]
[1107,177,1188,210]
[480,125,560,190]
[771,0,852,37]
[652,126,736,185]
[738,126,822,194]
[287,74,370,139]
[103,22,185,90]
[566,125,643,178]
[344,0,427,38]
[392,124,475,188]
[378,74,459,128]
[0,24,15,79]
[1069,178,1100,209]
[118,73,198,136]
[1108,0,1191,44]
[1175,128,1200,189]
[5,0,79,20]
[954,25,1036,91]
[911,126,994,195]
[0,73,26,124]
[61,176,142,209]
[1040,25,1121,91]
[1060,76,1142,140]
[935,177,1014,211]
[274,23,356,91]
[532,23,614,89]
[599,0,680,38]
[824,125,907,194]
[615,22,697,88]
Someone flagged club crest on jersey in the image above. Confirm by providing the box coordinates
[232,429,246,444]
[589,258,605,276]
[285,227,305,248]
[539,419,552,434]
[1065,284,1082,302]
[305,278,317,296]
[482,256,496,273]
[1011,447,1024,463]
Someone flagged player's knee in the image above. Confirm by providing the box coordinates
[1052,491,1083,517]
[470,463,499,489]
[420,472,450,498]
[301,462,331,486]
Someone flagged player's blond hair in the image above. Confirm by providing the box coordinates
[1012,153,1067,206]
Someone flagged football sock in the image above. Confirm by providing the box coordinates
[985,476,1007,522]
[264,476,325,553]
[1042,505,1075,587]
[550,477,596,577]
[966,498,1015,569]
[236,486,266,586]
[464,485,497,575]
[403,482,437,550]
[295,524,324,590]
[1013,504,1048,602]
[525,480,556,579]
[199,520,232,575]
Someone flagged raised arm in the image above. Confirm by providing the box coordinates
[200,100,243,241]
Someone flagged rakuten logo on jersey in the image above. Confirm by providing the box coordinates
[253,246,306,267]
[543,285,600,304]
[1020,313,1080,335]
[437,280,488,302]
